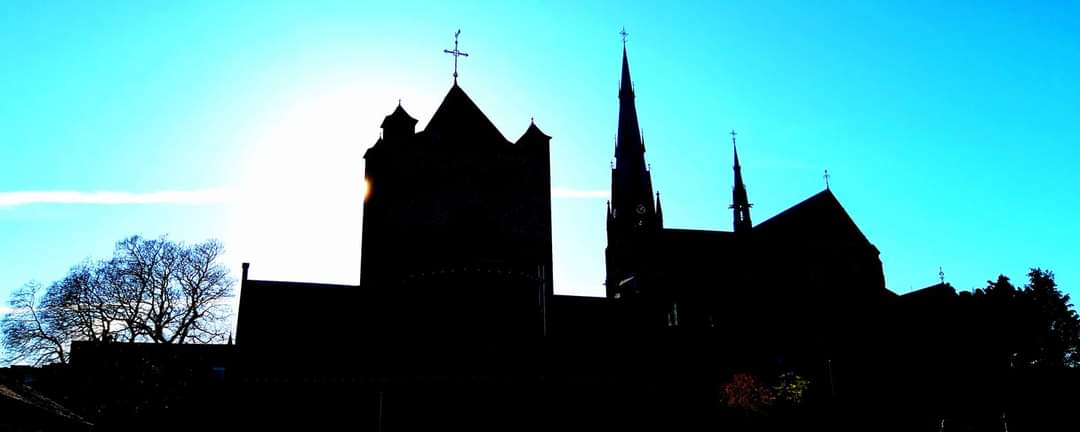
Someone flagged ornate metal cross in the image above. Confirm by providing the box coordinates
[824,169,831,189]
[619,27,629,45]
[730,129,737,145]
[443,29,469,82]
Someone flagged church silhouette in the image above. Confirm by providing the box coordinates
[225,36,896,430]
[52,34,1078,432]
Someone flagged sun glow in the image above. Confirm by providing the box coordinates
[225,78,411,285]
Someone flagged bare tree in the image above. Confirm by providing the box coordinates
[2,235,235,365]
[1,281,69,365]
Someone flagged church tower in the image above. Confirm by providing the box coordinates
[730,131,753,233]
[606,39,660,300]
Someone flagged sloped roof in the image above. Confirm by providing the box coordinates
[381,103,417,128]
[422,84,510,147]
[516,121,550,144]
[754,189,874,248]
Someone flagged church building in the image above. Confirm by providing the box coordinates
[603,42,894,358]
[227,34,904,430]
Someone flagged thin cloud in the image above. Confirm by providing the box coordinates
[551,187,608,199]
[0,187,605,206]
[0,189,232,207]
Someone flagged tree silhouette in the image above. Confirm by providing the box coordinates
[972,268,1079,369]
[1019,268,1079,368]
[1,281,70,365]
[2,236,234,365]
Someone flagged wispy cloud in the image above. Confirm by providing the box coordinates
[0,187,606,206]
[0,189,232,207]
[551,187,608,199]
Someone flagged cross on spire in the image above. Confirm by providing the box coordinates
[730,129,737,145]
[619,27,629,46]
[443,29,469,82]
[824,169,831,189]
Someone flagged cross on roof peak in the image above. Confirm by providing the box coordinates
[443,29,470,82]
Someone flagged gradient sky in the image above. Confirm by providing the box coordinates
[2,1,1078,335]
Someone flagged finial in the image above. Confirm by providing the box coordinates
[824,169,831,190]
[531,116,535,125]
[939,266,945,284]
[619,27,629,46]
[443,29,470,82]
[730,129,738,146]
[397,98,402,107]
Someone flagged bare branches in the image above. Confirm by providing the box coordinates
[1,282,68,365]
[2,235,236,365]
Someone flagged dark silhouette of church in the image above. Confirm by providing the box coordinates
[223,38,901,430]
[603,43,891,344]
[43,35,1080,432]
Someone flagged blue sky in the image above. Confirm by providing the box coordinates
[2,1,1078,327]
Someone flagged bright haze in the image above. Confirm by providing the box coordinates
[2,2,1078,317]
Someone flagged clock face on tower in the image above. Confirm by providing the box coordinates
[635,204,646,215]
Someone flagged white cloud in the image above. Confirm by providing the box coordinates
[551,187,608,199]
[0,189,232,207]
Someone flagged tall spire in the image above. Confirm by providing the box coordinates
[730,130,753,233]
[616,43,641,160]
[610,29,655,233]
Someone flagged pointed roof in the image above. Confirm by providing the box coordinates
[615,47,644,163]
[754,189,875,249]
[381,103,417,129]
[516,120,551,143]
[732,138,751,208]
[620,46,634,98]
[423,83,510,147]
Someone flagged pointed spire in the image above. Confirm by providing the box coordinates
[614,36,644,170]
[730,129,753,233]
[610,32,655,233]
[620,45,634,99]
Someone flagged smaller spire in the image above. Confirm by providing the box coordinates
[731,129,740,166]
[730,129,753,233]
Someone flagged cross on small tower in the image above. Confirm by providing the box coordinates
[619,27,629,46]
[443,29,469,82]
[939,266,945,284]
[824,169,831,189]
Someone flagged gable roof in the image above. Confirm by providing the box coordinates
[421,84,510,147]
[753,189,875,249]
